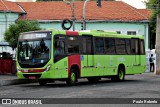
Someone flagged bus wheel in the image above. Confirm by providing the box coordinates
[111,67,125,82]
[38,79,47,86]
[118,67,125,81]
[87,77,100,83]
[66,69,77,86]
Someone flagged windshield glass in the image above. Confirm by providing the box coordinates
[18,32,51,68]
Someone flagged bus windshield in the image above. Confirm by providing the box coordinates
[18,32,51,68]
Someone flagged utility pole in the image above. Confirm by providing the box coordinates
[155,0,160,75]
[82,0,89,30]
[82,0,101,30]
[72,0,75,31]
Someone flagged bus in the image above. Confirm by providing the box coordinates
[16,30,146,85]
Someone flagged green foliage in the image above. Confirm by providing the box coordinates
[145,0,160,48]
[150,11,158,33]
[4,20,41,49]
[146,0,160,34]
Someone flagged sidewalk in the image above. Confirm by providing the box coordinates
[0,74,36,86]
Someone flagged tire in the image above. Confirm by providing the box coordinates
[66,69,77,86]
[38,79,47,86]
[111,67,125,82]
[87,77,100,83]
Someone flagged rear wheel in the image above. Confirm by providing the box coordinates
[38,79,47,86]
[87,77,100,83]
[111,67,125,82]
[66,69,77,86]
[118,67,125,81]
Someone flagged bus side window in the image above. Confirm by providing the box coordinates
[54,41,65,56]
[67,36,79,54]
[95,38,104,54]
[86,37,92,54]
[81,36,93,54]
[105,38,115,54]
[131,39,136,54]
[81,37,87,54]
[140,40,145,55]
[131,39,139,54]
[125,39,131,54]
[115,38,126,54]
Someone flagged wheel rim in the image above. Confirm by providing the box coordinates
[70,72,76,83]
[119,70,124,80]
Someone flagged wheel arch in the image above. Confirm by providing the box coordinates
[118,63,126,74]
[70,64,80,78]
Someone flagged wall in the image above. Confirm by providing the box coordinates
[0,12,19,41]
[0,12,19,53]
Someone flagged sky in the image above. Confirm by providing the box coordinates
[6,0,147,9]
[117,0,147,9]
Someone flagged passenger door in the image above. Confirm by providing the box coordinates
[81,35,94,77]
[131,38,141,73]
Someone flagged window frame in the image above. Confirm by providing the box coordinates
[127,31,136,35]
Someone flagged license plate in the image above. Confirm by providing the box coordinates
[29,76,35,79]
[24,69,28,72]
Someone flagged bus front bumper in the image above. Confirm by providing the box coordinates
[17,71,53,79]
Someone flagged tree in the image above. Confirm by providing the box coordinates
[146,0,160,49]
[4,20,41,49]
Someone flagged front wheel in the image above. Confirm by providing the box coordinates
[66,69,77,86]
[38,79,47,86]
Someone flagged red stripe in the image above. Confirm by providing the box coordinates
[66,31,81,78]
[66,31,78,36]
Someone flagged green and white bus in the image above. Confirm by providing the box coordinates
[16,30,146,85]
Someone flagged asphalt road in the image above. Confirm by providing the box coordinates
[0,73,160,107]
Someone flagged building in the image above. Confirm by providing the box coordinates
[0,0,25,53]
[0,0,151,53]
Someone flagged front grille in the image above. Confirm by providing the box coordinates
[23,74,41,79]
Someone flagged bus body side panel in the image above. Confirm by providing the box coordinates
[52,31,69,79]
[81,55,94,77]
[53,57,68,79]
[104,55,119,76]
[140,55,146,73]
[123,55,134,75]
[66,31,81,78]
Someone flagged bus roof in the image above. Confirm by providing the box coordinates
[79,30,144,39]
[20,29,144,39]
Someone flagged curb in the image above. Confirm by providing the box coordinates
[0,79,37,86]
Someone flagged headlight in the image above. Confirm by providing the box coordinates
[44,64,52,72]
[17,66,21,72]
